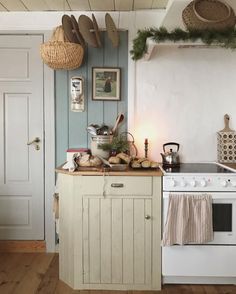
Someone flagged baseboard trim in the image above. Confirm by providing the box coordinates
[0,240,46,252]
[163,276,236,284]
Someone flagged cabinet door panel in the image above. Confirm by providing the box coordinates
[145,199,152,285]
[101,198,112,283]
[82,198,90,283]
[82,197,152,285]
[134,199,145,284]
[89,198,101,283]
[123,199,134,284]
[111,198,123,283]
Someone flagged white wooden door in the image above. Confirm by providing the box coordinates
[82,197,152,285]
[0,35,44,240]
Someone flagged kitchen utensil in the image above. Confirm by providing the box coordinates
[112,113,124,134]
[78,15,98,47]
[161,142,180,166]
[86,124,100,136]
[217,114,236,163]
[97,125,112,135]
[97,125,110,136]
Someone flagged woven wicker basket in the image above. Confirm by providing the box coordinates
[40,26,84,70]
[182,0,236,31]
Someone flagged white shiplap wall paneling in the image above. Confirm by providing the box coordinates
[152,0,169,9]
[67,0,90,11]
[0,3,7,11]
[114,0,133,11]
[0,0,27,11]
[0,0,168,11]
[43,0,70,11]
[134,0,153,10]
[89,0,114,11]
[21,0,50,11]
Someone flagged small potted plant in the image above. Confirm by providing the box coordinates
[98,135,129,156]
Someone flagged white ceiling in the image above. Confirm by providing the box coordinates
[0,0,169,11]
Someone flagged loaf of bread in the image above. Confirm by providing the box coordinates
[108,156,121,164]
[141,160,151,168]
[137,158,146,163]
[116,152,131,164]
[78,154,102,167]
[131,161,141,168]
[90,156,102,166]
[151,161,159,168]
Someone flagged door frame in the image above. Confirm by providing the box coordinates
[0,31,55,252]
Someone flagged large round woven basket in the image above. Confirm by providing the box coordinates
[182,0,236,31]
[40,26,84,70]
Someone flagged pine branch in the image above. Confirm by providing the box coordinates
[130,27,236,60]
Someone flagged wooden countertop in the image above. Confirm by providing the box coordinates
[55,166,163,176]
[223,163,236,170]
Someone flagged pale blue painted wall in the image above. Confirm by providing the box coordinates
[55,31,128,166]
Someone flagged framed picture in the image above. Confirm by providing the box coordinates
[92,67,121,101]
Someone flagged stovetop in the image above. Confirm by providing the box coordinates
[161,163,234,174]
[162,163,236,191]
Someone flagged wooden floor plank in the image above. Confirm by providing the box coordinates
[12,253,54,294]
[36,254,58,294]
[217,285,236,294]
[0,241,46,253]
[54,279,74,294]
[0,253,236,294]
[0,253,36,294]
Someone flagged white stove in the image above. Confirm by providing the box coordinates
[161,162,236,284]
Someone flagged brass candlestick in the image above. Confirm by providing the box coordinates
[144,138,148,158]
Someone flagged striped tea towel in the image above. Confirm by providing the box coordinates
[162,194,213,246]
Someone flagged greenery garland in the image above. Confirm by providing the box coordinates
[130,27,236,60]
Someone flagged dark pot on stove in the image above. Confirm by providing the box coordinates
[161,142,180,166]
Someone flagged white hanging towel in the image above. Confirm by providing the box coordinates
[162,194,213,246]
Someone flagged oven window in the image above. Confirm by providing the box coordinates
[212,203,232,232]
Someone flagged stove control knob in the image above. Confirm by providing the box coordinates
[221,180,228,187]
[169,180,176,187]
[180,181,186,187]
[200,180,207,187]
[190,180,196,187]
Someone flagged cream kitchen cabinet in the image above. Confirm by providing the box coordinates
[57,169,162,291]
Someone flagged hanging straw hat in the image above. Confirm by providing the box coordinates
[105,13,119,47]
[78,15,98,47]
[182,0,236,31]
[92,14,102,47]
[70,15,86,49]
[62,14,78,43]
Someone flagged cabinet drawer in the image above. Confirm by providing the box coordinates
[81,176,153,196]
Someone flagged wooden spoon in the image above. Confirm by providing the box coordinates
[112,113,124,134]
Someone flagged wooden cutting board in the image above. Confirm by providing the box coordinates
[217,114,236,163]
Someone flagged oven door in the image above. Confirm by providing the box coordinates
[163,192,236,245]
